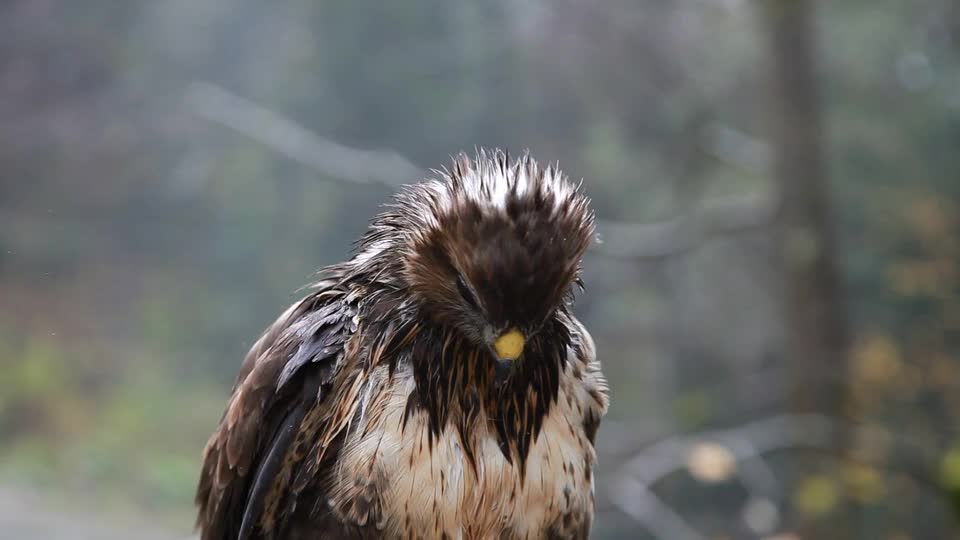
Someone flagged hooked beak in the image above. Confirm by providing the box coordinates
[492,328,525,361]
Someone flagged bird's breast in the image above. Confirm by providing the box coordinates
[326,366,597,539]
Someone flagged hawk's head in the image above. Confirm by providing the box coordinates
[394,150,594,364]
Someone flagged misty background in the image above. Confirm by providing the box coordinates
[1,0,959,538]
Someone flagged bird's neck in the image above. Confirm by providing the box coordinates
[401,317,570,468]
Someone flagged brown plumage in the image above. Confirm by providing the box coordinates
[195,150,609,540]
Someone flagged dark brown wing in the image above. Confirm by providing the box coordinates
[195,274,358,540]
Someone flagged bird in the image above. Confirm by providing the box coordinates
[195,149,609,540]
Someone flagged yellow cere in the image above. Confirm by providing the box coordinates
[494,329,525,361]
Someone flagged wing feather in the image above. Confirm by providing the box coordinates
[195,273,358,540]
[238,365,323,540]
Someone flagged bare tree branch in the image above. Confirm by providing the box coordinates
[184,82,423,189]
[609,478,710,540]
[594,192,779,261]
[183,81,780,262]
[607,413,947,536]
[614,414,834,490]
[603,415,833,540]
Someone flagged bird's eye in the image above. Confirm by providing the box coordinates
[456,276,480,309]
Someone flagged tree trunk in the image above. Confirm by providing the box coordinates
[763,0,848,423]
[761,0,852,533]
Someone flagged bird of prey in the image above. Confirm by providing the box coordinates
[195,150,609,540]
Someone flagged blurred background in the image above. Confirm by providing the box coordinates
[1,0,959,538]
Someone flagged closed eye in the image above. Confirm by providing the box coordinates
[456,276,481,310]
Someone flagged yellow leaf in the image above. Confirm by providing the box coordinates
[888,260,954,297]
[793,474,839,516]
[843,464,885,503]
[940,447,960,489]
[687,442,736,483]
[852,335,902,385]
[903,197,953,243]
[850,425,892,462]
[930,355,960,389]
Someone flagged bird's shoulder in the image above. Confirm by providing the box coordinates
[562,313,609,433]
[195,269,369,540]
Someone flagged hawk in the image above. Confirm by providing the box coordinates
[195,150,609,539]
